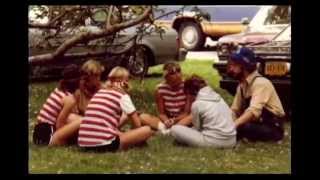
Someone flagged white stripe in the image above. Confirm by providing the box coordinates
[82,117,116,128]
[43,104,59,115]
[39,110,56,121]
[79,130,112,137]
[55,89,66,98]
[90,98,119,110]
[47,98,62,109]
[78,137,106,143]
[80,123,116,132]
[163,95,186,101]
[50,93,63,105]
[164,101,186,107]
[158,89,184,96]
[87,104,120,118]
[38,116,55,125]
[86,110,119,126]
[166,108,181,112]
[95,93,120,102]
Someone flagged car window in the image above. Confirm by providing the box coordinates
[274,25,291,41]
[264,6,290,25]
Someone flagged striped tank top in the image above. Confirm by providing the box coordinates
[157,83,187,118]
[37,88,71,125]
[78,89,124,147]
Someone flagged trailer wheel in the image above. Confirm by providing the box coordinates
[179,21,205,51]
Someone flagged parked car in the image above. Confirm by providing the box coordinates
[117,22,180,76]
[217,5,291,62]
[29,21,181,80]
[213,25,291,118]
[171,6,260,51]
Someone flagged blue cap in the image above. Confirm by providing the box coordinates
[229,47,257,69]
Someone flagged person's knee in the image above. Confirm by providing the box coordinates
[139,113,151,120]
[170,125,184,137]
[140,126,154,136]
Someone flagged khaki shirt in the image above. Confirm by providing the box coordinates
[231,70,285,120]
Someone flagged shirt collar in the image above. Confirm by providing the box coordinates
[245,70,261,85]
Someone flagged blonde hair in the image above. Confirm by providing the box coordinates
[105,66,130,91]
[81,59,105,76]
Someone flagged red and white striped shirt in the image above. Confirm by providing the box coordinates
[157,83,187,118]
[37,88,71,125]
[78,88,136,147]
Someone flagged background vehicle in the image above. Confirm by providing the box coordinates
[213,25,291,118]
[117,23,180,77]
[217,5,291,62]
[29,22,180,81]
[170,6,259,51]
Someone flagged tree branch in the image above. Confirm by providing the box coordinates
[106,6,113,29]
[29,7,82,29]
[29,6,152,64]
[29,23,59,29]
[31,36,137,65]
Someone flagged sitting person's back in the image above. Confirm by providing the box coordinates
[170,75,236,148]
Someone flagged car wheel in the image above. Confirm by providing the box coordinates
[126,45,150,77]
[179,22,205,51]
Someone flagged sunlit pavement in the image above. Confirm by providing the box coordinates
[186,51,218,62]
[185,38,219,62]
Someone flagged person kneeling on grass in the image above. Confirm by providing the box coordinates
[170,75,237,148]
[77,66,155,152]
[33,64,83,146]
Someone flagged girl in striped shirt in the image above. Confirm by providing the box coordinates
[33,64,83,146]
[73,60,104,116]
[78,66,154,152]
[139,62,193,135]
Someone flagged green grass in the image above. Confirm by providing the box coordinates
[29,60,291,174]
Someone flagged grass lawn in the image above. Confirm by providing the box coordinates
[28,60,291,174]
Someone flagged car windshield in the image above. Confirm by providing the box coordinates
[273,25,291,41]
[246,5,290,33]
[264,6,291,25]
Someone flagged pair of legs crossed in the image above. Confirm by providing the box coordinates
[49,113,82,146]
[139,113,192,130]
[113,113,155,150]
[170,125,236,148]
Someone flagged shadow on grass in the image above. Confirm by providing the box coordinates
[145,72,163,78]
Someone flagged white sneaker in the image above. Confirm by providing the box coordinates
[160,128,171,135]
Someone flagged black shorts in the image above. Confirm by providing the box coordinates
[83,136,120,153]
[33,123,54,145]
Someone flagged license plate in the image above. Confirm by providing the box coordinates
[265,62,288,76]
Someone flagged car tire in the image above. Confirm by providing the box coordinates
[179,21,205,51]
[126,45,150,77]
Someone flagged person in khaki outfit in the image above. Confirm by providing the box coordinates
[226,47,286,142]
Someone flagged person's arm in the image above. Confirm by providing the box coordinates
[155,89,172,127]
[235,81,272,128]
[191,103,200,130]
[230,86,243,120]
[172,94,192,123]
[56,95,76,130]
[120,94,142,129]
[128,111,142,128]
[234,111,255,128]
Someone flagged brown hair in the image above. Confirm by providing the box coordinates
[79,60,104,97]
[105,66,130,91]
[58,64,81,93]
[80,59,105,76]
[163,62,181,78]
[184,74,207,96]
